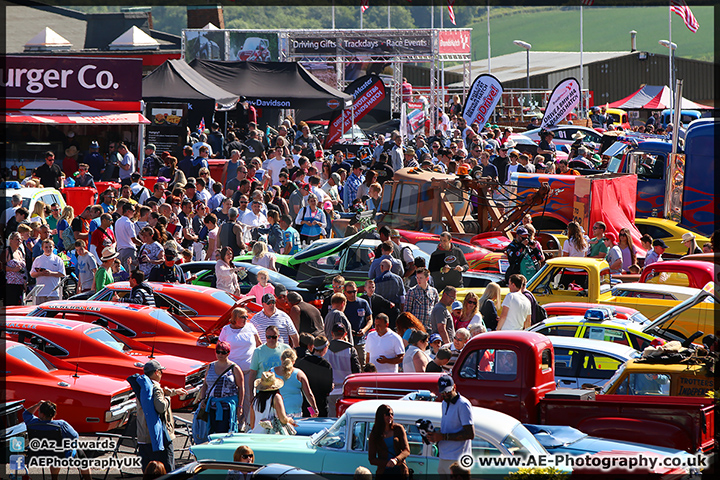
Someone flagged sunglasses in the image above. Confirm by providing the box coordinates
[345,290,357,294]
[216,350,229,355]
[467,300,477,305]
[241,454,254,460]
[266,335,278,340]
[237,315,249,319]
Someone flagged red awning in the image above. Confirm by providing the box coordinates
[3,112,150,125]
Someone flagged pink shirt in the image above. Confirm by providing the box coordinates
[247,283,275,304]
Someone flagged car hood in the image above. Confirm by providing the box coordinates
[643,282,719,343]
[287,224,376,267]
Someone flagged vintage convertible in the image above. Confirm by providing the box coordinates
[12,301,217,362]
[3,317,207,410]
[191,399,555,477]
[5,340,136,433]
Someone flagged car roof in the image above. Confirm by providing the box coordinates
[38,300,155,313]
[105,282,219,293]
[6,316,89,332]
[4,187,62,198]
[537,315,644,332]
[347,400,520,440]
[546,335,639,359]
[612,283,701,297]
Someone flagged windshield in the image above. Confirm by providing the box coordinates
[8,344,56,372]
[501,424,547,457]
[601,362,628,394]
[211,290,241,307]
[149,308,192,332]
[293,238,345,261]
[85,326,127,352]
[313,415,346,449]
[88,288,114,301]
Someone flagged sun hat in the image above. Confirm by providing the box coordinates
[681,232,695,242]
[254,371,284,391]
[101,248,120,262]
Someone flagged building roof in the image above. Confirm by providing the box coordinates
[110,26,160,50]
[447,51,633,85]
[24,26,72,51]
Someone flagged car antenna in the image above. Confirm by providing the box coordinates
[72,361,80,378]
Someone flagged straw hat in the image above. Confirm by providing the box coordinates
[101,248,120,262]
[572,132,585,140]
[254,371,284,391]
[65,145,79,157]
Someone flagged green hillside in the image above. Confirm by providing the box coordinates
[470,6,714,62]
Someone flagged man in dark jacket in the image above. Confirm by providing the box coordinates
[295,336,333,417]
[325,323,361,415]
[112,270,156,306]
[148,250,185,283]
[428,232,468,292]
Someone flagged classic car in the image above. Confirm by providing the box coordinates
[396,229,505,272]
[639,260,715,289]
[601,358,715,397]
[161,461,326,480]
[191,400,555,477]
[3,186,66,220]
[547,336,640,389]
[543,303,648,323]
[178,261,323,308]
[634,217,710,257]
[73,282,240,332]
[642,282,719,344]
[527,308,656,351]
[610,283,702,303]
[16,301,217,362]
[3,317,207,410]
[519,125,603,148]
[5,340,136,433]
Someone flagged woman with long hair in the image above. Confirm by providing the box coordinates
[216,246,243,297]
[198,340,244,435]
[137,226,164,277]
[682,232,702,256]
[402,330,430,373]
[56,205,75,252]
[164,156,186,190]
[5,232,27,306]
[562,221,588,257]
[395,312,426,348]
[29,201,48,225]
[204,213,220,261]
[249,372,297,434]
[252,241,276,271]
[478,282,502,331]
[455,292,486,332]
[618,227,637,272]
[295,193,326,243]
[368,404,410,479]
[273,349,318,418]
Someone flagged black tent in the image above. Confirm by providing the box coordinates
[188,60,352,113]
[142,59,239,128]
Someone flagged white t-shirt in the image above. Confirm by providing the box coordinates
[562,238,587,257]
[218,323,259,371]
[500,291,531,331]
[266,158,286,186]
[31,253,66,297]
[115,216,137,250]
[365,330,405,373]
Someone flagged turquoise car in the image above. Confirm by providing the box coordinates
[190,399,553,477]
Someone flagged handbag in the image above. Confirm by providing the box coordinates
[197,363,235,422]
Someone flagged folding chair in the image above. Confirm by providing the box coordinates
[26,423,68,480]
[173,415,194,460]
[95,413,137,479]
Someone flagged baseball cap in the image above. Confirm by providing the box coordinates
[164,249,177,260]
[352,160,365,170]
[604,232,617,245]
[330,172,341,184]
[451,300,463,311]
[274,284,288,296]
[516,226,529,237]
[90,141,100,149]
[438,374,454,394]
[262,293,276,304]
[144,359,165,375]
[653,239,668,249]
[146,144,156,151]
[429,333,442,344]
[508,149,520,156]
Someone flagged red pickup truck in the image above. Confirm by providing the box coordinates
[340,331,716,453]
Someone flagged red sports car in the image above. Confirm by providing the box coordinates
[16,301,217,363]
[5,340,136,433]
[396,229,505,272]
[82,282,241,332]
[4,317,208,410]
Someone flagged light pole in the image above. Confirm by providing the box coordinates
[513,40,532,109]
[659,39,677,109]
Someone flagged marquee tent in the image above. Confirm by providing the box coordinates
[608,85,712,110]
[188,60,352,112]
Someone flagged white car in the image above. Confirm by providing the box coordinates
[3,186,66,220]
[547,336,640,389]
[610,283,702,302]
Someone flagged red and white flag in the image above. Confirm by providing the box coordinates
[670,0,699,32]
[581,0,594,6]
[447,0,456,25]
[361,0,369,13]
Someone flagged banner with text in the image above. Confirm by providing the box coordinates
[326,75,387,146]
[145,102,188,159]
[462,74,503,126]
[404,101,426,140]
[541,77,581,129]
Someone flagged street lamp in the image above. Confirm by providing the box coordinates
[659,40,677,109]
[514,40,532,108]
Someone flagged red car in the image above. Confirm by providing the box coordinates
[15,301,217,362]
[4,317,208,410]
[5,340,136,433]
[543,302,649,324]
[639,260,715,289]
[83,282,240,332]
[396,229,505,272]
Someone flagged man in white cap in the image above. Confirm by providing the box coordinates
[427,374,474,479]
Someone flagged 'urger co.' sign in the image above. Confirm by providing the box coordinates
[3,55,142,102]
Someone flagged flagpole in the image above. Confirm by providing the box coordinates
[360,9,363,29]
[431,0,434,29]
[388,1,391,29]
[669,1,674,109]
[332,1,335,29]
[580,5,584,117]
[487,2,491,73]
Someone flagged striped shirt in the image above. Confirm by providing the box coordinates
[251,308,298,344]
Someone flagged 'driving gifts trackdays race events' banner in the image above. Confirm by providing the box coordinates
[326,75,387,145]
[462,74,503,126]
[541,77,581,129]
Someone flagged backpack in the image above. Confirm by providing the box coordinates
[61,224,76,250]
[533,302,548,325]
[132,186,148,202]
[520,253,540,279]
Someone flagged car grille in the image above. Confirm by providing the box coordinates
[111,390,136,407]
[185,366,207,390]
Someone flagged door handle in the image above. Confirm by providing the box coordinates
[560,380,573,384]
[504,394,518,398]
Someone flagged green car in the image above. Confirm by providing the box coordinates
[190,400,554,478]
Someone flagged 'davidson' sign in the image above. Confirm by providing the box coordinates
[2,55,142,102]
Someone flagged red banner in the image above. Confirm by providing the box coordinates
[326,75,386,146]
[438,30,471,54]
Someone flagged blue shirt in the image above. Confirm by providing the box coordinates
[23,410,78,458]
[207,193,225,212]
[283,226,300,254]
[343,172,364,205]
[439,395,474,460]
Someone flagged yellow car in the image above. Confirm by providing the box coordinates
[528,308,656,351]
[634,217,710,257]
[601,359,715,397]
